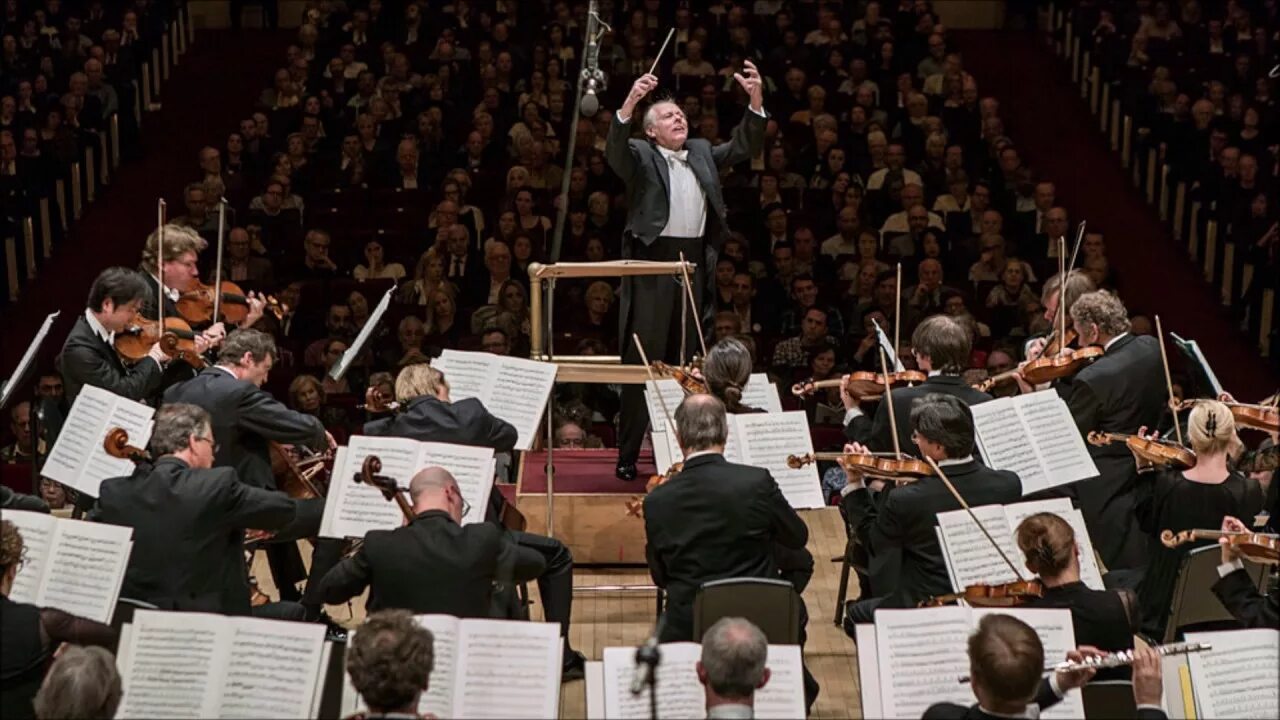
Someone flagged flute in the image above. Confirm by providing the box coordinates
[958,642,1211,683]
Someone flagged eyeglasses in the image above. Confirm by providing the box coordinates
[459,496,472,519]
[194,436,220,453]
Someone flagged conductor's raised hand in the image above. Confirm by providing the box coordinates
[733,60,764,111]
[622,73,659,117]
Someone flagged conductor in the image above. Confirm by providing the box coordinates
[607,60,768,481]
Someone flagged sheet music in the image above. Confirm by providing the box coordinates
[1013,391,1098,489]
[220,618,326,719]
[602,643,703,720]
[1002,499,1106,591]
[0,310,58,407]
[1186,629,1280,719]
[729,412,826,509]
[854,625,883,718]
[453,618,561,718]
[320,439,417,539]
[39,518,132,623]
[874,607,974,718]
[2,509,55,604]
[435,350,556,450]
[419,442,495,526]
[742,373,783,413]
[969,397,1046,493]
[42,385,154,498]
[586,661,606,720]
[645,379,686,471]
[972,608,1083,720]
[331,286,394,380]
[753,645,806,720]
[118,610,229,718]
[936,505,1020,590]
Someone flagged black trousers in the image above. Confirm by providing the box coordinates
[510,529,577,656]
[618,235,713,462]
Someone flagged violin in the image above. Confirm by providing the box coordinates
[354,455,415,522]
[646,462,683,492]
[1237,444,1279,473]
[102,427,151,462]
[1177,399,1280,434]
[359,388,403,414]
[114,316,207,369]
[652,361,707,395]
[269,441,331,499]
[1088,431,1197,469]
[976,346,1104,393]
[1160,529,1280,565]
[790,371,927,399]
[921,579,1045,608]
[787,451,932,480]
[1041,328,1077,358]
[175,280,286,326]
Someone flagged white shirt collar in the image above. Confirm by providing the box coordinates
[657,144,689,162]
[927,369,942,377]
[150,273,180,302]
[213,365,239,379]
[938,455,974,467]
[684,449,721,461]
[1104,332,1129,352]
[85,307,113,344]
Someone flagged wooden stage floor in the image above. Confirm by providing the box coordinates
[255,507,864,719]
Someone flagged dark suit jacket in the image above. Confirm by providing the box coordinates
[842,459,1022,608]
[845,374,993,454]
[1028,581,1136,679]
[314,509,544,616]
[921,680,1178,720]
[1211,566,1279,629]
[95,457,298,615]
[363,395,517,451]
[1065,335,1165,445]
[642,453,809,642]
[58,313,164,405]
[163,367,326,490]
[605,108,766,250]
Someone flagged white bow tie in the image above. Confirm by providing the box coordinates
[664,149,689,164]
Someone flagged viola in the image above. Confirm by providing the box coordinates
[1087,431,1197,469]
[652,361,707,395]
[269,441,331,499]
[175,280,286,326]
[102,427,151,462]
[921,579,1045,608]
[790,370,927,399]
[1160,529,1280,565]
[114,316,207,369]
[787,451,932,480]
[976,346,1103,393]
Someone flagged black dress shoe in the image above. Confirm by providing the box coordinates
[561,650,587,682]
[615,460,638,481]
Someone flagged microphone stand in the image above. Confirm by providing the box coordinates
[631,612,665,720]
[549,0,607,264]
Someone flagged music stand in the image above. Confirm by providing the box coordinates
[1,311,60,495]
[329,286,395,382]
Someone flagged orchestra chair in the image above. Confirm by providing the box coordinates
[1081,680,1137,719]
[692,577,801,645]
[1163,544,1269,642]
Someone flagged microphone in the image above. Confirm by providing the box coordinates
[581,82,601,117]
[630,613,665,695]
[579,3,608,117]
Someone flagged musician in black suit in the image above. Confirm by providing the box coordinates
[842,394,1022,626]
[923,614,1165,720]
[314,466,587,680]
[643,394,818,710]
[1017,513,1136,678]
[842,314,993,454]
[1064,290,1166,570]
[607,62,768,481]
[58,267,167,405]
[1211,516,1279,629]
[163,329,338,622]
[94,403,312,620]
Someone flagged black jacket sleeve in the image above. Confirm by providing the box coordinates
[238,383,327,450]
[760,472,808,549]
[315,547,374,605]
[1211,566,1279,629]
[494,530,547,584]
[710,108,767,168]
[219,473,298,530]
[61,342,163,402]
[1,486,50,513]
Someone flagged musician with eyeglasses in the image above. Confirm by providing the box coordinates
[93,403,315,621]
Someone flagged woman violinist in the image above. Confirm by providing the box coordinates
[1015,513,1136,678]
[1133,400,1265,638]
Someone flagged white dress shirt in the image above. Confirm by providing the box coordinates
[85,307,114,344]
[656,144,708,238]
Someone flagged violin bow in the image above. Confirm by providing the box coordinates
[878,347,902,459]
[1155,315,1184,446]
[677,251,708,360]
[212,197,227,322]
[156,199,166,325]
[894,262,903,358]
[1066,220,1087,272]
[1056,235,1066,356]
[633,333,679,441]
[924,455,1028,582]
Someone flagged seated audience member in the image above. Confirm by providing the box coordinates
[923,614,1168,719]
[345,610,435,719]
[32,646,122,720]
[1,520,117,719]
[314,466,586,679]
[698,618,772,720]
[1016,513,1136,675]
[353,238,406,282]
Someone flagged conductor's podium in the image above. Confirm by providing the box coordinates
[515,449,659,565]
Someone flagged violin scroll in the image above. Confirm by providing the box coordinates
[1159,529,1192,549]
[787,453,816,469]
[103,427,151,462]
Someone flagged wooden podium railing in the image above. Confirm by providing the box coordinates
[526,260,695,538]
